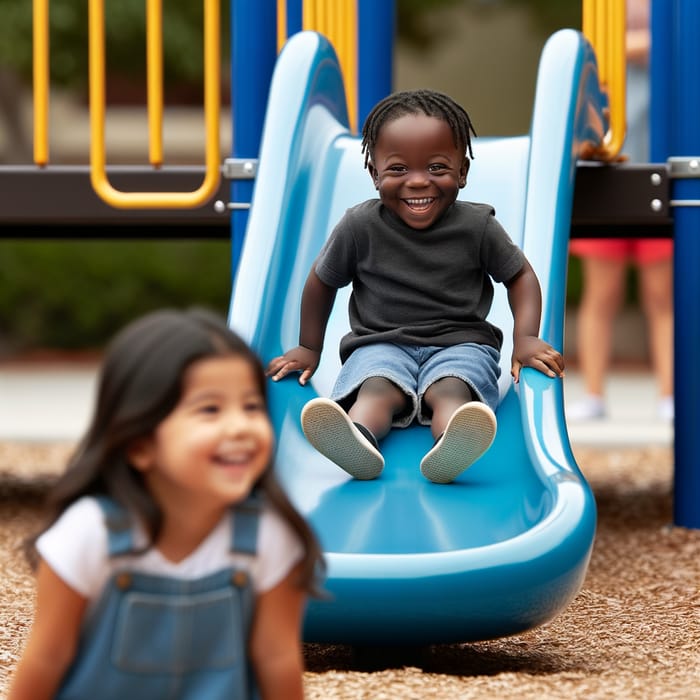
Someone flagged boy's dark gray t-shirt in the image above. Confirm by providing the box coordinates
[314,199,526,363]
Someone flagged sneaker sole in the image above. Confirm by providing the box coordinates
[301,398,384,480]
[420,402,497,484]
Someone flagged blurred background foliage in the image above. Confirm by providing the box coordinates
[0,0,219,93]
[0,1,581,88]
[0,0,583,356]
[399,0,580,49]
[0,241,231,356]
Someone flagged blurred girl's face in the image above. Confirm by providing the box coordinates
[129,355,273,518]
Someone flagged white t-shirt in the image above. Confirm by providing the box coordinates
[37,496,305,607]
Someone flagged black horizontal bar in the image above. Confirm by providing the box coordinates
[570,161,673,238]
[0,162,674,239]
[0,165,231,233]
[0,223,230,240]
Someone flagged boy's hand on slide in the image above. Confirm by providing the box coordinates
[511,336,565,383]
[266,346,320,385]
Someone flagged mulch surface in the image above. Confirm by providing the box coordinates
[1,442,698,699]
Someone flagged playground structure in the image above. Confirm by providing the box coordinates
[0,0,697,643]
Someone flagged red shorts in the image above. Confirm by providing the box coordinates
[569,239,673,265]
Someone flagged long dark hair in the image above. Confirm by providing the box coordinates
[32,308,324,593]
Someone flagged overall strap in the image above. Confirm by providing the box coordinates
[94,495,136,557]
[230,492,263,556]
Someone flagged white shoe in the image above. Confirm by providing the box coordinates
[420,402,497,484]
[301,398,384,480]
[657,396,674,422]
[566,394,605,422]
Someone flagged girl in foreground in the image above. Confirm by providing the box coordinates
[9,308,324,700]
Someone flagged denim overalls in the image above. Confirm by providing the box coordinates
[56,495,262,700]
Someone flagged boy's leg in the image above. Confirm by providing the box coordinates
[417,344,500,484]
[303,344,419,478]
[422,376,475,440]
[420,384,497,484]
[302,397,385,479]
[303,377,407,479]
[348,377,409,440]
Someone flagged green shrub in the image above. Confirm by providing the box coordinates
[0,240,230,354]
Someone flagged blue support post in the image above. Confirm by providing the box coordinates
[651,0,700,528]
[285,0,302,37]
[357,0,395,127]
[649,0,671,163]
[230,0,277,275]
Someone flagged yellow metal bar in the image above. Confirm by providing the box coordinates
[89,0,221,209]
[605,0,626,156]
[32,0,50,166]
[582,0,626,160]
[318,0,327,35]
[302,0,357,132]
[331,2,342,84]
[277,0,287,52]
[146,0,164,168]
[342,0,358,133]
[582,0,595,40]
[302,0,315,30]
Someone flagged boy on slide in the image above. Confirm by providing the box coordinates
[267,89,564,483]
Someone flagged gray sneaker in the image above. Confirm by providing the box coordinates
[301,398,384,480]
[420,402,497,484]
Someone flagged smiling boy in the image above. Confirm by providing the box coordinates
[267,89,564,483]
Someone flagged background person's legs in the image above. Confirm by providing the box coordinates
[638,258,674,418]
[568,256,626,420]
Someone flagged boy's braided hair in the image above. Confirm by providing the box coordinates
[360,89,477,169]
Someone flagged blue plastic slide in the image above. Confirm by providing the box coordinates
[229,29,608,645]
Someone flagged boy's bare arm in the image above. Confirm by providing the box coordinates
[505,260,565,383]
[266,270,337,385]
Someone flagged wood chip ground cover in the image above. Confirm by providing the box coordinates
[1,444,698,699]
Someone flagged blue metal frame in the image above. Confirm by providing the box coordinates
[357,0,395,128]
[650,0,700,529]
[230,0,277,268]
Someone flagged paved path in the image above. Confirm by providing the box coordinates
[563,368,673,447]
[0,363,673,447]
[0,363,99,441]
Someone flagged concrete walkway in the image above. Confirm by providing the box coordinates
[562,368,673,447]
[0,363,99,442]
[0,362,673,447]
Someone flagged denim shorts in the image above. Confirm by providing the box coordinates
[330,342,501,427]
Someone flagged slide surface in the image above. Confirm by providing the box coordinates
[230,30,608,644]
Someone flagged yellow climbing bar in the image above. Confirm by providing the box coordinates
[303,0,358,132]
[146,0,164,168]
[277,0,358,132]
[583,0,627,160]
[32,0,49,166]
[88,0,221,209]
[277,0,288,56]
